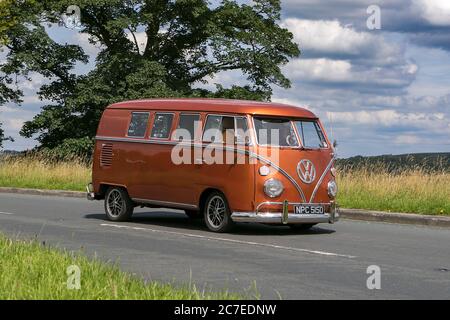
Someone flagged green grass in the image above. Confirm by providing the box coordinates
[0,235,241,300]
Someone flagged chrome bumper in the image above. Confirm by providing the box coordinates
[86,183,95,201]
[231,201,339,224]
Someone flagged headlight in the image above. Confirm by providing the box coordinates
[328,180,338,198]
[264,178,284,198]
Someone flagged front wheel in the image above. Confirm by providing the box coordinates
[104,187,134,222]
[203,192,234,233]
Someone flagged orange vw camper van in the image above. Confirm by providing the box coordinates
[87,98,339,232]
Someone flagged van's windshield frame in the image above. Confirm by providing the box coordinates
[252,116,329,149]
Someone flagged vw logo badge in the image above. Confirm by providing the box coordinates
[297,159,316,184]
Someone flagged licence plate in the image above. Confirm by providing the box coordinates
[294,204,324,215]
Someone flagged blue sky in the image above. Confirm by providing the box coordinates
[1,0,450,157]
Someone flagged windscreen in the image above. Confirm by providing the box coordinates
[253,117,299,147]
[294,120,328,148]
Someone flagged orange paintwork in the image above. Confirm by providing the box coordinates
[92,98,335,213]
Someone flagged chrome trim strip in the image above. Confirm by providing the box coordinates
[309,157,335,203]
[231,212,332,224]
[247,151,307,202]
[232,200,339,224]
[282,200,289,224]
[214,146,307,202]
[97,136,181,146]
[256,201,330,214]
[132,198,198,210]
[86,183,95,201]
[95,136,307,202]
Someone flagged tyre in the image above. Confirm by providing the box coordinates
[185,210,202,219]
[104,187,134,222]
[203,191,234,233]
[289,223,316,231]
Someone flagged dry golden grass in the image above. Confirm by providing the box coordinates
[337,163,450,215]
[0,155,448,215]
[0,155,91,191]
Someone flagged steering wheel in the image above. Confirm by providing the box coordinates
[286,135,295,146]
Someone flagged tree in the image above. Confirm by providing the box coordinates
[0,122,6,149]
[1,0,300,156]
[0,0,26,149]
[0,122,14,149]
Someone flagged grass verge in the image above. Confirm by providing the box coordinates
[0,155,90,191]
[337,164,450,215]
[0,234,240,299]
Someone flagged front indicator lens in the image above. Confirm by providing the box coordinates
[328,180,338,198]
[264,178,284,198]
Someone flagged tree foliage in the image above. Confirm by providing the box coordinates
[0,0,300,156]
[0,122,14,149]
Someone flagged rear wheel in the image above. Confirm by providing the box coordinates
[104,187,134,222]
[203,192,234,233]
[289,223,316,231]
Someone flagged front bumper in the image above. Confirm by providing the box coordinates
[231,201,339,225]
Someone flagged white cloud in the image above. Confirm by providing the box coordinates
[284,57,417,89]
[0,106,20,113]
[414,0,450,26]
[280,18,417,93]
[282,19,369,55]
[75,33,103,56]
[4,118,26,131]
[285,58,352,82]
[20,73,47,92]
[326,109,450,133]
[282,18,404,66]
[21,95,43,105]
[394,134,421,145]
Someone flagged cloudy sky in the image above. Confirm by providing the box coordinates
[1,0,450,157]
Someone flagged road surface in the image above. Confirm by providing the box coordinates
[0,193,449,299]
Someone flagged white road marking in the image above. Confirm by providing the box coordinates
[0,211,14,215]
[100,223,357,259]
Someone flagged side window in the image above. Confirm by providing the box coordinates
[235,117,250,145]
[127,112,149,138]
[174,113,200,141]
[150,113,174,139]
[203,115,249,144]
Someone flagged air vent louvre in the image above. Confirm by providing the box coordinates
[100,143,113,167]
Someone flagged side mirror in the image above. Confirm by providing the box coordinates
[333,140,338,148]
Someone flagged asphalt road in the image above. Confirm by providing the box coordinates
[0,193,449,299]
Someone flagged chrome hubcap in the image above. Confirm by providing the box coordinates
[206,196,226,228]
[107,190,124,217]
